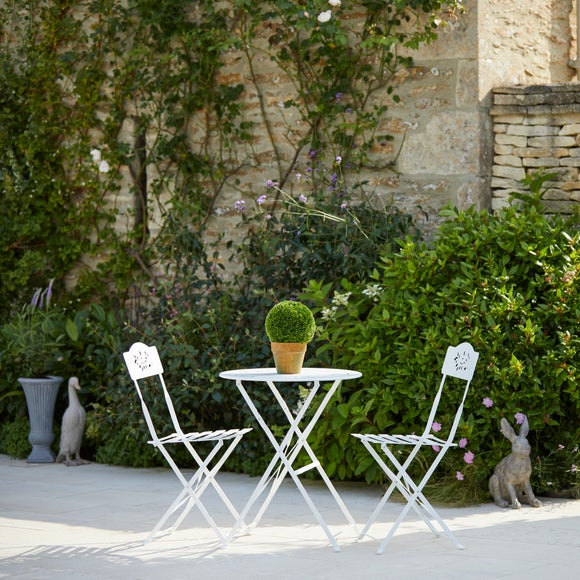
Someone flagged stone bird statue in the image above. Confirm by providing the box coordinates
[56,377,89,466]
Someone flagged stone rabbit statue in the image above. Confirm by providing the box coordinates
[489,416,541,509]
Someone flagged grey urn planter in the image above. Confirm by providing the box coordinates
[18,376,63,463]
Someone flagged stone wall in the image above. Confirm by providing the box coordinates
[111,1,578,247]
[206,0,577,236]
[490,84,580,211]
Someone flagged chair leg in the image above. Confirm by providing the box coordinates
[357,440,439,541]
[145,434,247,546]
[146,447,228,545]
[357,440,464,554]
[183,433,249,524]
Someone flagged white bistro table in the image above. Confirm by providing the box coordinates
[219,367,362,552]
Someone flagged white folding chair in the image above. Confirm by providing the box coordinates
[122,341,251,545]
[353,342,479,554]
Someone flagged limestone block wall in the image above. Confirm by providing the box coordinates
[205,0,577,241]
[490,84,580,211]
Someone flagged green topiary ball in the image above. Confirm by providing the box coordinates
[265,300,316,343]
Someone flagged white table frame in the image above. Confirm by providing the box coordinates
[219,367,361,552]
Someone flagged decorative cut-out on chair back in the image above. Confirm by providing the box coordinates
[123,342,164,380]
[441,342,478,381]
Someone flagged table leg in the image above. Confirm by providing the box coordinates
[228,378,356,551]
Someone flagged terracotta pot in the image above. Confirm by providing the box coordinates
[270,342,307,374]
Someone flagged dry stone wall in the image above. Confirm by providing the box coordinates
[491,84,580,212]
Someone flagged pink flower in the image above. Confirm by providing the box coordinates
[432,445,440,453]
[463,451,475,464]
[458,438,468,448]
[456,471,464,481]
[482,397,494,408]
[514,412,526,425]
[431,421,442,432]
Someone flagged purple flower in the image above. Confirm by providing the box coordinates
[571,464,577,473]
[482,397,494,408]
[340,202,347,209]
[514,412,526,425]
[431,421,442,433]
[456,471,464,481]
[256,195,267,205]
[458,438,468,448]
[463,451,475,464]
[308,149,317,159]
[335,156,342,164]
[234,200,246,212]
[299,194,308,203]
[335,92,343,101]
[30,287,42,308]
[45,278,54,306]
[432,445,440,453]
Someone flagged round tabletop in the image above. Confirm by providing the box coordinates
[219,367,362,382]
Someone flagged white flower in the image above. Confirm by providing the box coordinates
[328,0,341,6]
[98,160,110,173]
[331,291,351,307]
[321,306,337,320]
[318,10,332,23]
[362,284,383,299]
[90,148,101,163]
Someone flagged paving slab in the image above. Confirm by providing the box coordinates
[0,455,579,579]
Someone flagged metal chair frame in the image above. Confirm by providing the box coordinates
[353,342,479,554]
[123,342,251,545]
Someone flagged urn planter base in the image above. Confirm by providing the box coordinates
[18,376,63,463]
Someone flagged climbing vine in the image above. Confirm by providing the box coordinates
[0,0,463,316]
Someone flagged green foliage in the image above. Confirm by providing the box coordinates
[265,301,316,343]
[0,0,462,473]
[0,417,31,459]
[0,281,68,378]
[0,0,460,314]
[85,190,419,470]
[534,443,579,498]
[304,173,580,501]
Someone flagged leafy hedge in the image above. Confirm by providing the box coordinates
[303,174,580,502]
[0,187,417,474]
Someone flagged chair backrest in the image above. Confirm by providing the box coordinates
[123,341,164,380]
[122,342,182,439]
[441,342,479,382]
[424,342,479,442]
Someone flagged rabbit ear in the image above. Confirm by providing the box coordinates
[500,418,516,441]
[519,416,529,437]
